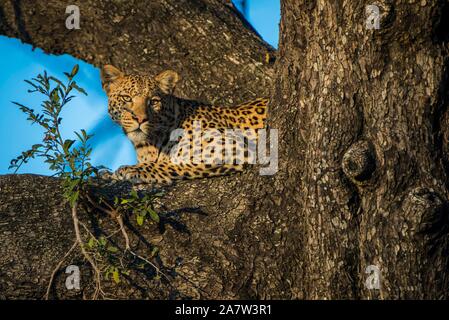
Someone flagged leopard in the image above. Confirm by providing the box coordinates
[100,64,268,185]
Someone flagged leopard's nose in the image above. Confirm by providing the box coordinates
[136,115,148,124]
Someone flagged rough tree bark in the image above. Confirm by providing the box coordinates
[1,0,449,300]
[257,0,449,299]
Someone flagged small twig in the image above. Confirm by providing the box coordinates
[85,192,130,250]
[98,199,131,249]
[78,220,97,240]
[85,193,114,216]
[44,240,78,300]
[105,227,124,239]
[127,249,170,283]
[84,191,171,289]
[79,218,121,240]
[93,194,170,282]
[71,202,102,300]
[116,214,131,250]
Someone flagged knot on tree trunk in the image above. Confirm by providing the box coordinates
[342,140,376,183]
[409,187,449,235]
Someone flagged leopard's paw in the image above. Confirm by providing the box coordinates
[114,165,145,184]
[97,169,117,181]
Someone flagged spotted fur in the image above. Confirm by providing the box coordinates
[100,65,268,185]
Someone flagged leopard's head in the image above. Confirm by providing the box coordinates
[100,64,179,144]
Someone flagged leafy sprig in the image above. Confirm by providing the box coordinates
[11,65,164,295]
[9,65,101,206]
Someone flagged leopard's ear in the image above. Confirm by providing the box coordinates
[155,70,180,94]
[100,65,124,94]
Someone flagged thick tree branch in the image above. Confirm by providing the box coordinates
[0,0,275,299]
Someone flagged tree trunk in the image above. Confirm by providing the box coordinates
[254,0,449,299]
[1,0,449,299]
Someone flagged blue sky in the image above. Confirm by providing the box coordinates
[0,0,280,175]
[238,0,280,47]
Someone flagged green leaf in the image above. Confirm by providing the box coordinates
[12,101,31,111]
[98,236,107,247]
[87,237,96,248]
[50,88,60,103]
[108,246,118,253]
[151,246,159,257]
[71,81,87,96]
[130,189,138,199]
[112,268,120,284]
[81,129,88,140]
[71,64,79,77]
[63,139,75,153]
[147,208,160,223]
[107,246,119,253]
[74,131,84,142]
[136,214,144,226]
[48,76,67,90]
[153,192,165,197]
[31,144,43,151]
[104,266,112,280]
[66,179,79,192]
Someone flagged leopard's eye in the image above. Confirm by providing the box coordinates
[120,95,132,103]
[151,96,161,104]
[147,96,161,107]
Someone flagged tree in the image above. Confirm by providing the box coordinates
[0,0,448,299]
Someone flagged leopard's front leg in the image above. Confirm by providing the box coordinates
[104,160,243,185]
[112,163,174,185]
